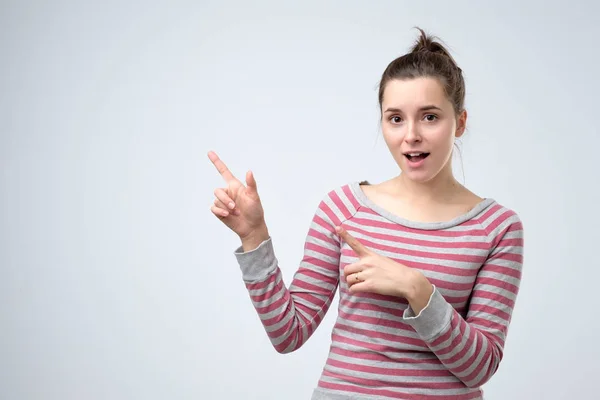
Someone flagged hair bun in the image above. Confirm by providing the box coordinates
[411,27,451,57]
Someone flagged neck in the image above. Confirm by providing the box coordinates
[392,166,461,203]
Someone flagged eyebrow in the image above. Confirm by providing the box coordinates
[384,105,443,113]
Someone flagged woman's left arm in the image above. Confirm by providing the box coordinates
[338,210,524,388]
[402,213,524,388]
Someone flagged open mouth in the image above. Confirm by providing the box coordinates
[404,152,430,162]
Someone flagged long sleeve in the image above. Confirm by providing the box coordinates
[233,188,355,353]
[402,210,524,388]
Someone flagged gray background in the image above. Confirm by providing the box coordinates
[2,1,598,399]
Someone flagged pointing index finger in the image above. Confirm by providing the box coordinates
[208,151,236,182]
[335,226,370,257]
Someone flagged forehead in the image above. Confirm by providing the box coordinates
[382,77,449,109]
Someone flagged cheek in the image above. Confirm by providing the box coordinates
[429,124,456,148]
[382,127,403,147]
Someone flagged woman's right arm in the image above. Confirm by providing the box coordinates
[207,151,351,353]
[233,194,345,353]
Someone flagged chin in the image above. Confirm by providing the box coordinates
[398,155,448,184]
[402,170,437,183]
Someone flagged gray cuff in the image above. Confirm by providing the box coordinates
[233,237,278,282]
[402,285,453,342]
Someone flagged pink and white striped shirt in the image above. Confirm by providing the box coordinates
[234,181,524,399]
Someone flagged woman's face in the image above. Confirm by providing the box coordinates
[381,77,467,183]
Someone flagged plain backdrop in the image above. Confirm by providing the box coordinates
[2,1,599,399]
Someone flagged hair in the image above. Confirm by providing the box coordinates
[378,27,465,116]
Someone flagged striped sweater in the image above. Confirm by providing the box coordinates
[233,181,524,399]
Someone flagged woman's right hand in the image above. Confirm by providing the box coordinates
[207,151,268,242]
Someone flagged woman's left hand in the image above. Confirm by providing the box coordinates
[336,225,433,302]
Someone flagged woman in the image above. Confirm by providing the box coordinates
[208,27,524,400]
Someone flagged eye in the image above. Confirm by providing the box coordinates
[424,114,438,122]
[390,116,402,124]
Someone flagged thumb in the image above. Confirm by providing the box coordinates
[245,170,258,195]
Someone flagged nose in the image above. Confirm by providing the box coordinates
[404,121,422,144]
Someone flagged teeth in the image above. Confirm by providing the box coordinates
[408,153,422,156]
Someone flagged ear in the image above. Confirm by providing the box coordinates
[455,109,467,138]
